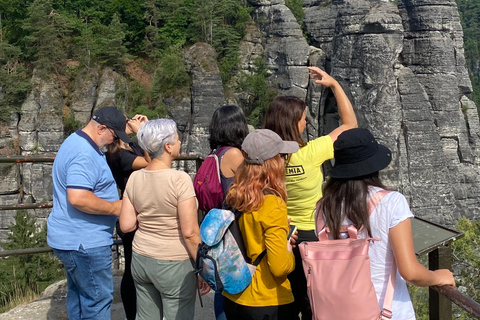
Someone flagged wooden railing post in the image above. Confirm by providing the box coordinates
[429,246,453,320]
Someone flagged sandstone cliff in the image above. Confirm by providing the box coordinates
[245,0,480,225]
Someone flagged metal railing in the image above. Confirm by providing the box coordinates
[0,155,479,319]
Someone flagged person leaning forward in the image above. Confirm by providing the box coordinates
[47,106,129,320]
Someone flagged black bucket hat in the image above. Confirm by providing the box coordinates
[329,128,391,179]
[92,106,131,143]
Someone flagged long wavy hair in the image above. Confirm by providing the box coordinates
[321,172,386,239]
[226,154,287,212]
[264,96,307,147]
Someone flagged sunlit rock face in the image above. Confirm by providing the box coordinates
[248,0,480,224]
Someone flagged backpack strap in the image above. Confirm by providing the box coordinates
[231,210,267,266]
[252,249,267,266]
[216,146,232,159]
[367,189,391,214]
[381,259,397,319]
[209,146,230,185]
[366,189,397,319]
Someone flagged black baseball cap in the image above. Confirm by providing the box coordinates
[92,106,131,143]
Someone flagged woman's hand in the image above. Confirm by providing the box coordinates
[287,218,298,248]
[127,114,149,134]
[308,66,338,88]
[307,66,358,141]
[433,269,456,287]
[199,278,211,296]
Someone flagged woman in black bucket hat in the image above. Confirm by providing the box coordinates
[316,128,455,320]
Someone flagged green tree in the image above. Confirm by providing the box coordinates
[152,43,190,97]
[95,13,127,69]
[456,0,480,114]
[237,57,278,128]
[71,12,127,69]
[193,0,251,82]
[285,0,304,27]
[0,42,30,123]
[23,0,70,76]
[452,218,479,306]
[0,0,33,44]
[0,210,64,310]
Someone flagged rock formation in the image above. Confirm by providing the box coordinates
[245,0,480,225]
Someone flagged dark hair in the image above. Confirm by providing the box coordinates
[264,96,307,147]
[321,172,386,239]
[209,105,249,150]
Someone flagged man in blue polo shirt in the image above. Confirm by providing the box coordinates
[48,106,131,320]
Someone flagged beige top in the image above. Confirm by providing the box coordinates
[124,168,196,260]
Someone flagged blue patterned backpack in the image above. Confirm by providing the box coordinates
[195,208,266,295]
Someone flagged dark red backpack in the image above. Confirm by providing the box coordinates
[194,147,231,212]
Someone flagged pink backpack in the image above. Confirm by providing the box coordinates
[194,147,231,212]
[298,190,396,320]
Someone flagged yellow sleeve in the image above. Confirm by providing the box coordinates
[262,197,295,277]
[302,135,334,167]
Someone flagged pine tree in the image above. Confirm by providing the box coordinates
[0,42,30,122]
[0,210,64,309]
[23,0,70,76]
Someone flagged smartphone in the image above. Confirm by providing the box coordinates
[287,225,297,241]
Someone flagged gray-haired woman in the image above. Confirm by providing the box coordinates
[119,119,202,320]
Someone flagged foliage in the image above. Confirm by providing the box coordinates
[197,0,251,82]
[409,217,480,319]
[63,111,81,137]
[451,216,480,319]
[152,44,190,96]
[456,0,480,114]
[0,42,30,123]
[22,0,70,77]
[70,13,127,70]
[285,0,304,27]
[0,0,256,123]
[407,254,430,320]
[122,79,166,119]
[0,210,64,312]
[129,104,166,120]
[237,57,278,128]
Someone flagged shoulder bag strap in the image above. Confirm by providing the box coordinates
[367,189,397,319]
[231,209,266,266]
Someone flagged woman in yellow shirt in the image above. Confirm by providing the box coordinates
[264,67,358,319]
[223,129,299,320]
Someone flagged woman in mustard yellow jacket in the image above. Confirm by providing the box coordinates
[223,129,299,320]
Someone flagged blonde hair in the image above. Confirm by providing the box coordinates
[226,154,287,212]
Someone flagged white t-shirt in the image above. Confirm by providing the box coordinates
[341,187,416,320]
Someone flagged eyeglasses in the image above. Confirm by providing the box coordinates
[280,154,289,161]
[108,128,119,141]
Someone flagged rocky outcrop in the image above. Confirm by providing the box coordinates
[252,0,311,98]
[250,0,480,224]
[0,68,129,244]
[181,43,226,158]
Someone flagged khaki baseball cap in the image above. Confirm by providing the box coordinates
[242,129,299,164]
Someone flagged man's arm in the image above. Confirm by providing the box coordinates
[67,189,121,216]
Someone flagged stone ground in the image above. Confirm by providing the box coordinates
[0,275,215,320]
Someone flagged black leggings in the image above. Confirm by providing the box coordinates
[117,225,137,320]
[287,229,318,320]
[224,298,295,320]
